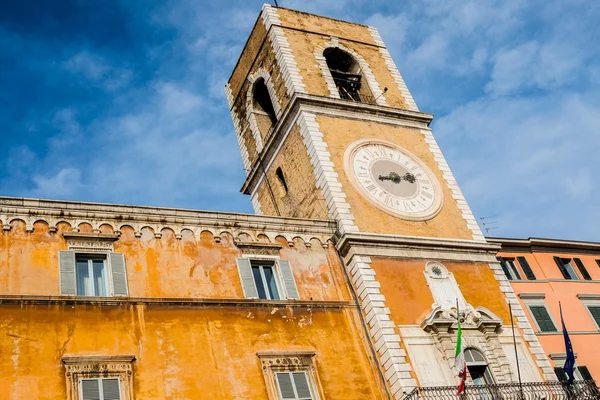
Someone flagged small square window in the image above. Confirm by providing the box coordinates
[76,255,109,296]
[252,261,280,300]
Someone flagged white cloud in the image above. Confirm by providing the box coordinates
[30,168,82,198]
[64,51,132,91]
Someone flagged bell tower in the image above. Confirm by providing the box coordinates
[226,5,555,399]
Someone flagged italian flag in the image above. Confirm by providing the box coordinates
[455,303,467,395]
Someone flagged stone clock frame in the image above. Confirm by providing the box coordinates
[343,138,444,221]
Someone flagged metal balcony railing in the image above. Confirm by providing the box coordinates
[403,381,600,400]
[336,88,378,105]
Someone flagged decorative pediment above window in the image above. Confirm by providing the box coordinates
[421,305,503,334]
[63,232,119,253]
[62,355,135,400]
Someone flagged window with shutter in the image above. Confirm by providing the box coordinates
[236,258,259,299]
[587,306,600,329]
[517,256,536,280]
[59,250,77,295]
[80,378,121,400]
[573,258,592,280]
[276,372,313,400]
[278,260,299,300]
[529,305,557,332]
[109,253,128,296]
[554,257,579,280]
[596,260,600,269]
[497,258,512,280]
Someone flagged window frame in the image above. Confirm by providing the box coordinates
[524,301,558,333]
[275,371,314,400]
[561,259,580,280]
[257,351,322,400]
[76,254,110,297]
[251,259,282,300]
[79,377,122,400]
[62,355,135,400]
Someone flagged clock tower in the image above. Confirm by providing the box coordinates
[226,5,554,399]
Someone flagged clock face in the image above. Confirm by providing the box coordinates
[344,139,443,221]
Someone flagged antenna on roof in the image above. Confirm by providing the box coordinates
[273,0,279,6]
[479,216,499,235]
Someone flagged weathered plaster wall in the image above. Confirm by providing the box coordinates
[0,219,346,301]
[256,124,329,220]
[0,304,384,400]
[370,258,510,327]
[316,115,473,239]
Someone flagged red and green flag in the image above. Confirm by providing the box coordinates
[455,302,467,395]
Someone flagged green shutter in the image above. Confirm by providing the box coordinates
[574,258,592,280]
[109,253,128,296]
[278,260,299,300]
[530,305,557,332]
[236,258,258,299]
[555,367,568,382]
[554,257,571,280]
[517,256,536,280]
[596,260,600,269]
[577,366,594,381]
[497,258,512,280]
[59,251,77,295]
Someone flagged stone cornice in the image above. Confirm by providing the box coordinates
[240,92,434,195]
[0,295,355,309]
[0,196,336,243]
[488,236,600,254]
[63,232,119,241]
[334,232,500,259]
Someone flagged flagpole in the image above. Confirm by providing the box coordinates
[509,302,524,399]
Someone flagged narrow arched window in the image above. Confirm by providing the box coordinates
[276,167,288,194]
[464,349,495,386]
[252,78,277,138]
[324,48,373,103]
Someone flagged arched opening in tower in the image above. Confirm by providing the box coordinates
[324,48,373,103]
[252,79,278,139]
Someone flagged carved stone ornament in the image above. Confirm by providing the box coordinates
[256,351,322,400]
[62,355,135,400]
[421,304,503,334]
[63,232,118,253]
[236,241,283,256]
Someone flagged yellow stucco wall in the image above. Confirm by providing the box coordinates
[316,115,473,239]
[0,220,347,302]
[256,124,329,220]
[0,304,383,400]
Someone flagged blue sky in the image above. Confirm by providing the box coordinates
[1,0,598,241]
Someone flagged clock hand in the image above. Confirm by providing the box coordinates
[378,172,416,184]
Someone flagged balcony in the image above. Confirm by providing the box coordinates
[403,381,600,399]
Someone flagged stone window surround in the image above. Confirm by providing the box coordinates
[246,68,283,153]
[62,355,135,400]
[314,37,387,107]
[257,350,322,400]
[577,294,600,330]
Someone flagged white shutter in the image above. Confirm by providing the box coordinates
[59,251,77,295]
[278,260,299,300]
[292,372,312,399]
[109,253,128,296]
[276,373,297,399]
[101,378,121,400]
[236,258,258,299]
[81,379,101,400]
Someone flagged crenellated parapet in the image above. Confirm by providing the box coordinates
[0,196,335,247]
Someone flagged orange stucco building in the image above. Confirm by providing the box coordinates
[491,237,600,383]
[1,4,598,400]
